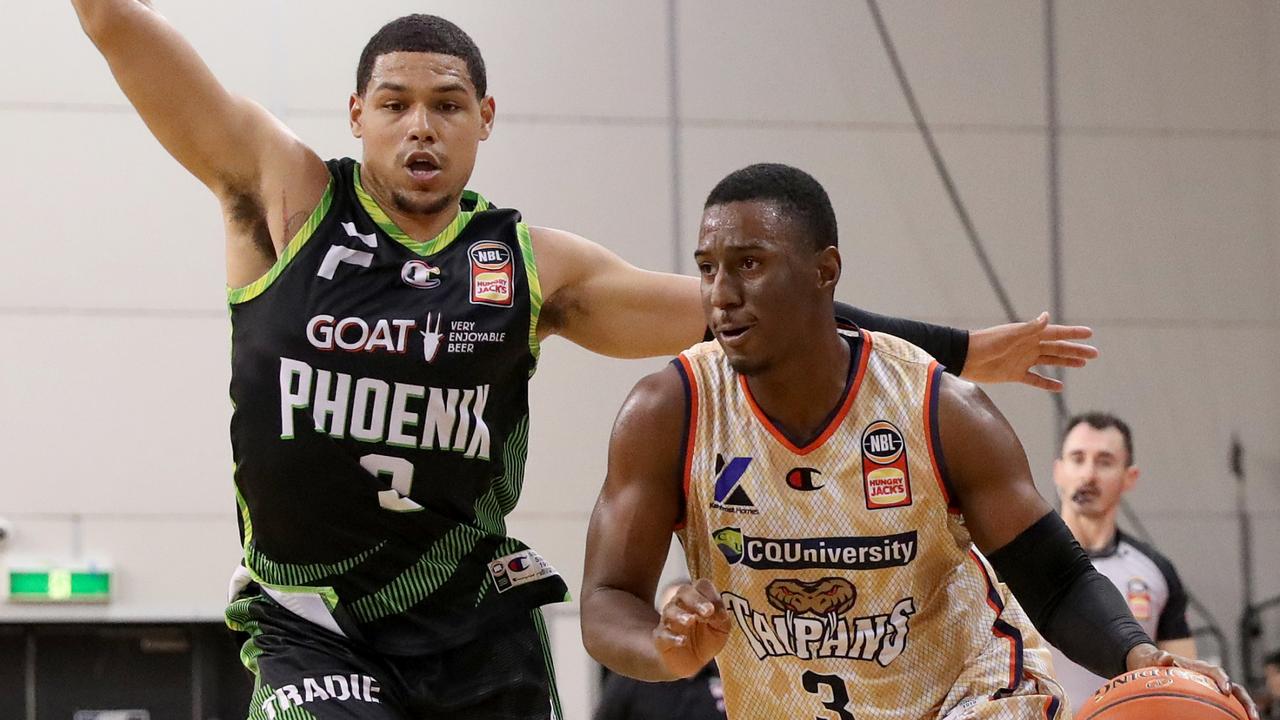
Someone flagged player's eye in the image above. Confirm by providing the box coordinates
[385,101,405,112]
[439,102,461,113]
[741,257,759,270]
[697,262,715,277]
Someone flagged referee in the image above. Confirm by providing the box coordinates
[1050,412,1196,708]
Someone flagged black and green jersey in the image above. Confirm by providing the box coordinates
[227,158,568,653]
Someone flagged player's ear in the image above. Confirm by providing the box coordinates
[478,96,496,141]
[349,93,365,139]
[816,246,841,290]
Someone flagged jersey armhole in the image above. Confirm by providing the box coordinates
[227,179,336,305]
[924,361,961,513]
[517,223,542,368]
[672,355,698,531]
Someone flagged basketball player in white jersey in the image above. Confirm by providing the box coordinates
[580,164,1257,720]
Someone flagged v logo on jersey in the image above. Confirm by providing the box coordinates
[710,454,758,514]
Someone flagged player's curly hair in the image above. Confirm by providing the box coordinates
[704,163,839,251]
[357,15,487,98]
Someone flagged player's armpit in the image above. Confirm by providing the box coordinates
[581,365,689,681]
[934,373,1053,553]
[531,227,706,357]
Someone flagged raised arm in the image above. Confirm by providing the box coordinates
[533,227,1095,387]
[580,365,730,681]
[939,375,1256,718]
[72,0,328,280]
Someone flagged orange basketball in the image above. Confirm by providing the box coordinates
[1076,667,1248,720]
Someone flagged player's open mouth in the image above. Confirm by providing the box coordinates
[405,153,442,182]
[716,324,753,345]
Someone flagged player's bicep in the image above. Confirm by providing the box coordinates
[938,374,1054,554]
[532,227,705,358]
[583,366,687,601]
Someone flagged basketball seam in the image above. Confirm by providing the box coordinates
[1079,690,1243,720]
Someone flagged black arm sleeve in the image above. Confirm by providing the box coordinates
[832,301,970,374]
[987,511,1152,679]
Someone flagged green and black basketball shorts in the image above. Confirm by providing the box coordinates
[229,593,563,720]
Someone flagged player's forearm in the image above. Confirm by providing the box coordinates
[835,302,969,373]
[581,586,677,682]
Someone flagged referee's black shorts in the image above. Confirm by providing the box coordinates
[233,594,562,720]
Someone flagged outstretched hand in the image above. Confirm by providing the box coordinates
[961,312,1098,392]
[653,579,731,679]
[1126,643,1259,720]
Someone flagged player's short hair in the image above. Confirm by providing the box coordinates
[357,15,488,98]
[704,163,838,252]
[1265,649,1280,668]
[1063,411,1135,466]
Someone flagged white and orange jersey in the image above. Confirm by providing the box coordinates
[674,330,1064,720]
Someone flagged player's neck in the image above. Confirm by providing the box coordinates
[1063,510,1119,553]
[380,197,463,244]
[744,329,850,444]
[360,168,464,244]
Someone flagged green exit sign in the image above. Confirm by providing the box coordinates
[8,569,111,603]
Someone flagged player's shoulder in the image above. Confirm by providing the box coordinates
[612,363,688,446]
[866,329,938,368]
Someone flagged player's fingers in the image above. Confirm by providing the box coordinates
[692,578,724,615]
[1034,355,1088,369]
[1020,370,1064,392]
[1038,340,1100,359]
[1034,353,1085,366]
[1230,683,1260,720]
[664,584,705,612]
[1198,664,1232,694]
[1041,323,1094,341]
[653,625,689,652]
[660,602,698,631]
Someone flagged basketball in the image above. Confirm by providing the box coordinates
[1076,667,1249,720]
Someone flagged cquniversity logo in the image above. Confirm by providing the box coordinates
[709,454,758,514]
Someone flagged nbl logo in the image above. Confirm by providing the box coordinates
[861,420,912,509]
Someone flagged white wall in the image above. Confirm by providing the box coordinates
[1,0,1276,715]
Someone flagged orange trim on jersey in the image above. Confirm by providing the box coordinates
[923,361,960,514]
[738,330,872,457]
[969,550,1020,697]
[673,354,699,531]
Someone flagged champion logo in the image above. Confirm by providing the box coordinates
[786,467,823,491]
[710,454,758,514]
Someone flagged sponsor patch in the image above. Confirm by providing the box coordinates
[713,528,917,570]
[469,241,514,307]
[709,454,758,514]
[861,420,912,509]
[489,549,558,593]
[1126,577,1152,621]
[401,259,442,289]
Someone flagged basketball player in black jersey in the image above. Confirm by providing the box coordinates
[72,4,1099,718]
